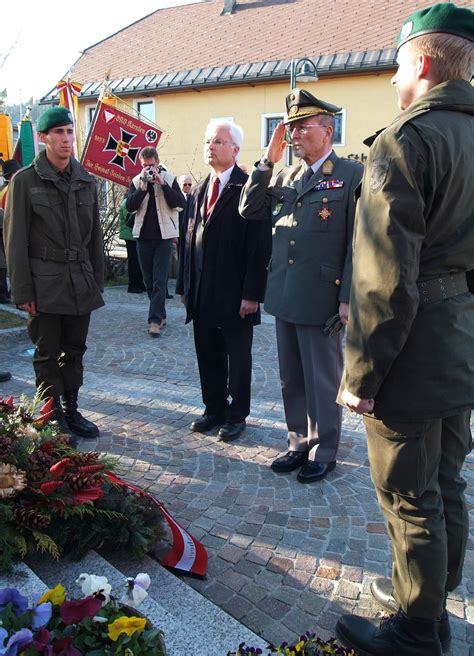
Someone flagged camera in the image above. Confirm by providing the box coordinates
[143,168,155,183]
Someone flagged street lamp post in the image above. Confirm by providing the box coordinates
[287,58,318,163]
[289,57,318,89]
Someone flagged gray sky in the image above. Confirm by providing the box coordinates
[2,0,199,105]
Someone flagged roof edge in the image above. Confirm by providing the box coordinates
[40,49,397,104]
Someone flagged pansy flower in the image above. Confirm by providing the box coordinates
[107,616,146,641]
[32,600,53,629]
[59,596,102,624]
[0,627,33,656]
[39,584,67,606]
[76,574,111,605]
[0,588,29,614]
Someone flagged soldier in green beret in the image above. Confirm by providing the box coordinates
[336,3,474,655]
[4,106,104,445]
[240,90,363,482]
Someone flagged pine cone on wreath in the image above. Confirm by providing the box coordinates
[14,506,51,529]
[64,471,102,491]
[71,452,100,465]
[25,450,55,481]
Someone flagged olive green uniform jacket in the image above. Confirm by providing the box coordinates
[4,151,104,315]
[343,80,474,420]
[239,151,363,325]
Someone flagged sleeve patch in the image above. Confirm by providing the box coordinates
[369,158,391,193]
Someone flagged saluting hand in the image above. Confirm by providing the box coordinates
[265,122,287,165]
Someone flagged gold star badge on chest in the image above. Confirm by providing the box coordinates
[319,207,331,221]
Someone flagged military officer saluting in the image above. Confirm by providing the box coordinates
[240,89,362,482]
[336,3,474,655]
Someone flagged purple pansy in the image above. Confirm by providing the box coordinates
[0,628,33,656]
[0,589,29,615]
[32,601,53,629]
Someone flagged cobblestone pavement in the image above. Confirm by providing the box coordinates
[1,285,473,654]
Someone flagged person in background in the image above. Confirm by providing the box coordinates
[118,192,146,294]
[126,147,184,337]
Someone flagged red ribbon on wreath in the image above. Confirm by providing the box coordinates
[106,472,208,578]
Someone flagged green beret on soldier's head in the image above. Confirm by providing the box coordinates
[285,89,341,124]
[397,2,474,49]
[36,106,74,133]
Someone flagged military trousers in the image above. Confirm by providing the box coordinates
[364,411,472,619]
[276,319,343,463]
[27,312,91,398]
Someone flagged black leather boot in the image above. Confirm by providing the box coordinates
[51,397,78,447]
[62,390,99,438]
[336,609,442,656]
[370,577,451,652]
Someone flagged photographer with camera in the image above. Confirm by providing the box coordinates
[127,147,184,336]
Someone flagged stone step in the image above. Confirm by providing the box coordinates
[28,551,266,655]
[0,561,49,598]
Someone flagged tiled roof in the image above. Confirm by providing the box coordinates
[41,0,474,100]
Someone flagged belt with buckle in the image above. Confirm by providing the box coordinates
[29,247,87,263]
[417,273,468,305]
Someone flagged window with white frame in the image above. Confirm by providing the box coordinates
[332,110,346,147]
[136,100,155,123]
[85,105,97,131]
[261,113,284,149]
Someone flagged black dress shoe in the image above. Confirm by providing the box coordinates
[297,460,335,483]
[190,413,225,433]
[218,421,246,441]
[371,578,451,653]
[165,293,174,299]
[271,450,308,473]
[128,287,145,294]
[336,610,442,656]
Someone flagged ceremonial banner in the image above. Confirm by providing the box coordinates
[12,116,38,167]
[57,78,82,157]
[106,472,208,578]
[82,101,162,188]
[0,112,13,164]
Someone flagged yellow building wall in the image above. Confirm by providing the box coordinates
[78,71,398,183]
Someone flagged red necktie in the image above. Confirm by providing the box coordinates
[206,176,220,219]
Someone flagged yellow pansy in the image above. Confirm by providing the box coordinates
[39,583,67,605]
[108,616,146,641]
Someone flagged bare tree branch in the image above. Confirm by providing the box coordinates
[0,30,22,70]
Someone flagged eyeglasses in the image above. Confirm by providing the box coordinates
[288,124,328,135]
[203,139,235,147]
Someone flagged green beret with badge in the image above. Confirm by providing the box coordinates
[285,89,341,124]
[397,2,474,48]
[37,107,74,133]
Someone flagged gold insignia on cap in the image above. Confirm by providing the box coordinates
[288,106,299,117]
[289,93,295,101]
[322,160,334,175]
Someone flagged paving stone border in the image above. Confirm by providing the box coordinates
[1,284,472,654]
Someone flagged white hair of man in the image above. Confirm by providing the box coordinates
[205,120,244,150]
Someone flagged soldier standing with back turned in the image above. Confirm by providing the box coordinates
[336,4,474,655]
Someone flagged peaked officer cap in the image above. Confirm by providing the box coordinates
[285,89,341,124]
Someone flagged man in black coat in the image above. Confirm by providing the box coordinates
[176,121,270,441]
